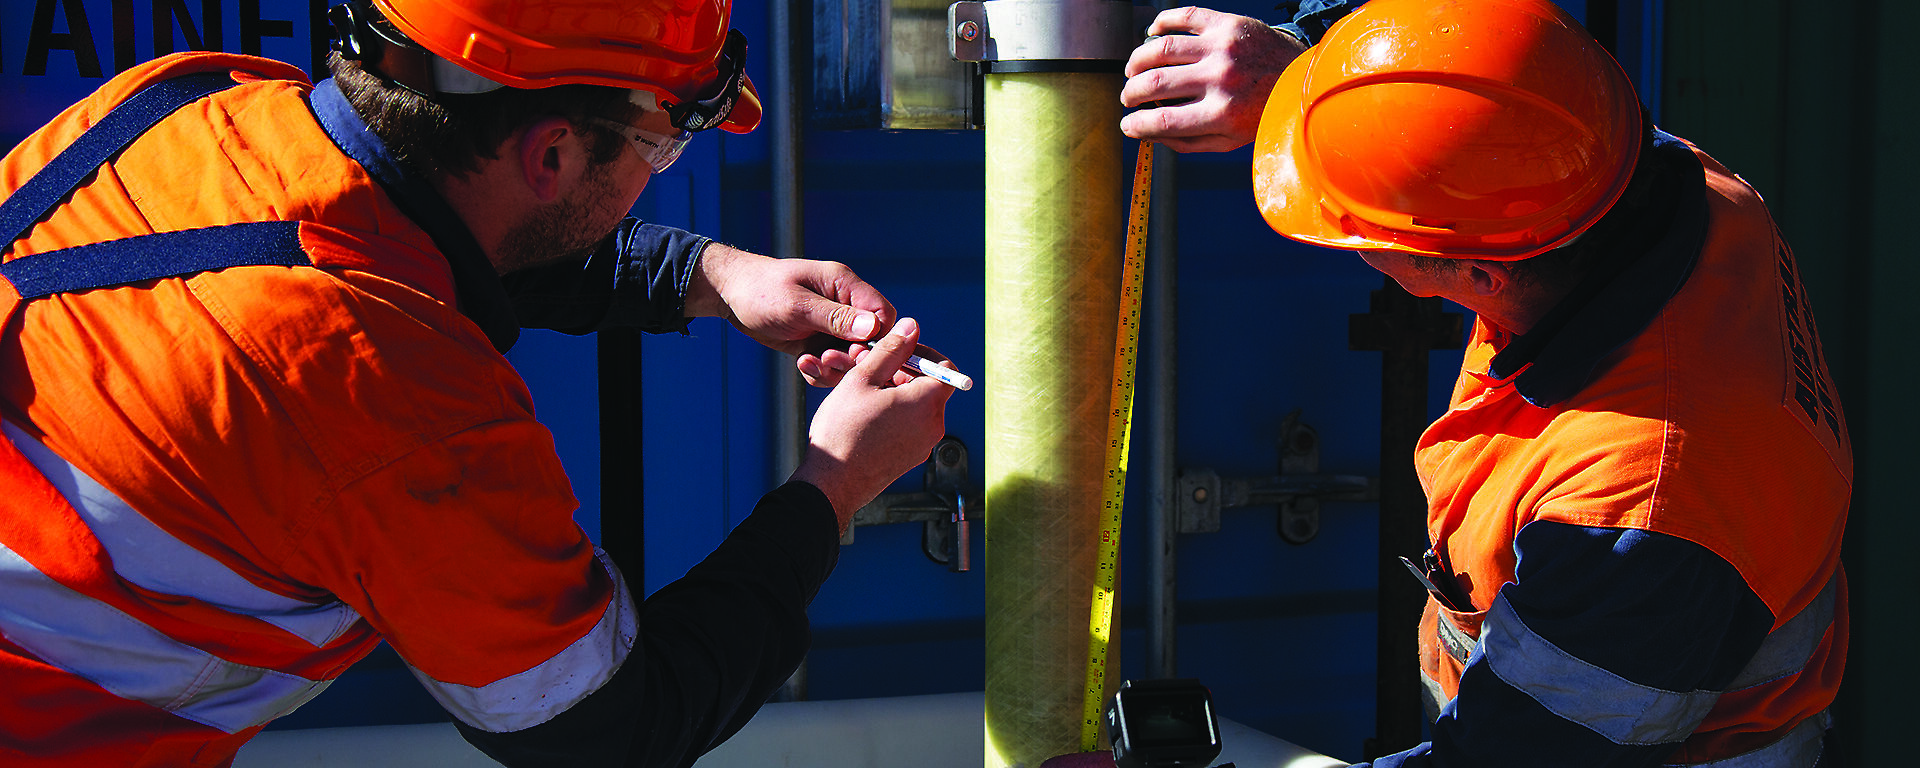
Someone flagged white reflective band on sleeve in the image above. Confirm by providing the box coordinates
[1481,593,1720,746]
[1727,575,1837,691]
[409,548,640,733]
[1418,669,1449,723]
[1444,574,1838,686]
[1662,710,1829,768]
[4,422,361,648]
[0,543,333,732]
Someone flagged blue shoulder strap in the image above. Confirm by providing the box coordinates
[0,71,310,300]
[0,222,307,301]
[0,72,235,249]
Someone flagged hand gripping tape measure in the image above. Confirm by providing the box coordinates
[1080,140,1155,751]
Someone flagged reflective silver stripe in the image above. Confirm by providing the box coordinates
[1728,576,1837,691]
[1449,575,1837,690]
[1437,609,1476,665]
[4,423,360,648]
[0,542,333,732]
[1419,668,1448,723]
[1482,593,1719,745]
[410,548,639,733]
[1664,710,1830,768]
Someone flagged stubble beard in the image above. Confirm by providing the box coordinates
[495,163,627,274]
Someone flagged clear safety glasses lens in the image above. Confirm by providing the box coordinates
[591,119,691,174]
[664,29,748,133]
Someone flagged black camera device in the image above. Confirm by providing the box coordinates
[1105,678,1224,768]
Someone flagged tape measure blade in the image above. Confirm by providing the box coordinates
[1078,140,1155,751]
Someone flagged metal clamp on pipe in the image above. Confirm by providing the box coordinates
[949,0,1154,71]
[1176,412,1377,544]
[841,436,975,572]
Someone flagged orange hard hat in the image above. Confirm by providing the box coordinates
[364,0,761,133]
[1252,0,1641,260]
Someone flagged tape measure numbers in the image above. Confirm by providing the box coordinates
[1079,140,1155,751]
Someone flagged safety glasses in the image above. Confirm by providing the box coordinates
[589,118,692,174]
[591,28,746,174]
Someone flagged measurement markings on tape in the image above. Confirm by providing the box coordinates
[1080,139,1155,751]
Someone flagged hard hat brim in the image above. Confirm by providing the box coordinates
[1254,55,1477,259]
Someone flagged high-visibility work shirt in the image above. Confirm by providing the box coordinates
[1363,133,1850,768]
[0,53,840,768]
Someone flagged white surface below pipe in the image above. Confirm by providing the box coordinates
[234,692,1347,768]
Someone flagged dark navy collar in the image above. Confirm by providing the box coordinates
[1487,130,1710,407]
[307,78,520,353]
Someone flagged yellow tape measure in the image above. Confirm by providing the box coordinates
[1079,139,1155,751]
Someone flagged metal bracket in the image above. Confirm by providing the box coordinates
[1176,412,1376,544]
[841,436,974,572]
[948,0,1153,63]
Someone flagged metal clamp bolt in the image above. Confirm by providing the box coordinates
[1174,414,1375,541]
[842,436,975,572]
[948,0,1153,64]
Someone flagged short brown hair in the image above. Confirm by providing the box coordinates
[327,52,639,179]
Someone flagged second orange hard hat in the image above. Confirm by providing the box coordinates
[1252,0,1641,260]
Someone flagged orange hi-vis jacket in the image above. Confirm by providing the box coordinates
[0,51,617,765]
[1406,133,1849,766]
[0,53,839,767]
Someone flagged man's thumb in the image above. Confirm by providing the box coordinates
[815,298,879,341]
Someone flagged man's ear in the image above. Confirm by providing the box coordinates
[514,116,585,203]
[1465,259,1515,299]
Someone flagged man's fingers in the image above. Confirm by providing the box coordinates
[1121,64,1206,107]
[798,355,824,380]
[789,294,877,344]
[1151,34,1213,64]
[1120,100,1224,140]
[854,316,921,386]
[1123,44,1160,80]
[797,351,862,387]
[1120,102,1244,149]
[800,260,892,339]
[838,280,896,338]
[838,302,881,341]
[796,355,833,387]
[1123,33,1207,78]
[1146,6,1220,37]
[797,335,866,387]
[819,347,859,371]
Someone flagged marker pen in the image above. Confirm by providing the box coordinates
[903,354,974,391]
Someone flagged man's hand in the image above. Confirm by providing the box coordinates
[686,243,897,385]
[788,317,954,533]
[1120,6,1309,153]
